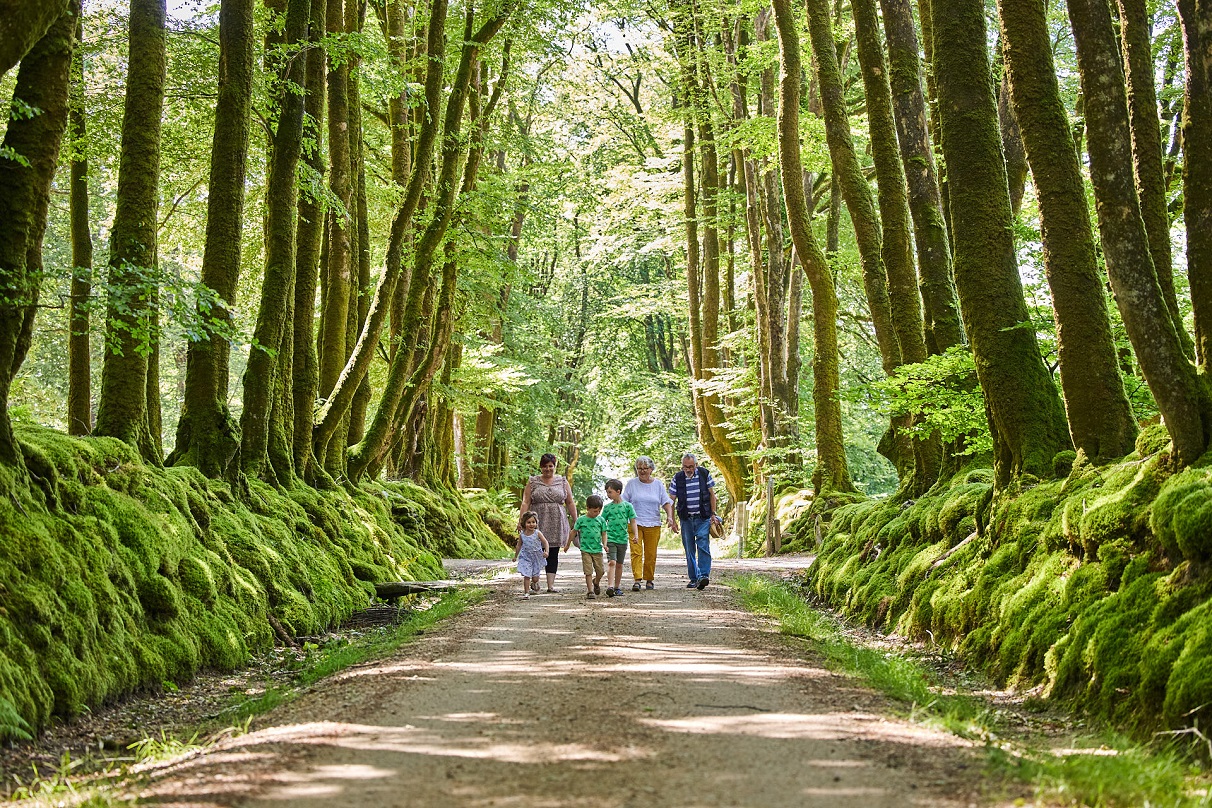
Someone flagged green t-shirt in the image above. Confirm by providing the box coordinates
[572,514,606,554]
[602,500,636,545]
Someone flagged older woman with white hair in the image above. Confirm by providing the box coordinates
[622,455,675,590]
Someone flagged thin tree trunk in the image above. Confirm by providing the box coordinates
[237,0,310,480]
[804,0,902,374]
[348,6,513,481]
[170,0,256,477]
[1068,0,1211,465]
[1119,0,1191,355]
[931,0,1072,487]
[67,15,92,437]
[291,0,327,482]
[771,0,855,494]
[998,70,1029,216]
[94,0,166,462]
[1177,0,1212,368]
[880,0,963,354]
[312,0,449,461]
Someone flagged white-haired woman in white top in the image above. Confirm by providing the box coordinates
[622,455,675,590]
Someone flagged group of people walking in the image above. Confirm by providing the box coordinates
[514,452,721,598]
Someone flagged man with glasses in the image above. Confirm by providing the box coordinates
[668,453,720,590]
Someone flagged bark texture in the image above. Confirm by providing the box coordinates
[999,0,1138,461]
[932,0,1072,486]
[94,0,166,461]
[1068,0,1211,465]
[67,15,92,438]
[1177,0,1212,368]
[170,0,256,477]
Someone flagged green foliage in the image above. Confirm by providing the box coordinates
[0,427,505,734]
[852,346,992,457]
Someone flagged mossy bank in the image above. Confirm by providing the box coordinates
[0,426,508,738]
[785,426,1212,732]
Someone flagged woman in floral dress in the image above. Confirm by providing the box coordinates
[519,453,578,593]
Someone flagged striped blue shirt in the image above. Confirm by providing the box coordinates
[669,468,713,517]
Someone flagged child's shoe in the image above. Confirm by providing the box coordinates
[586,591,596,599]
[593,581,601,595]
[606,588,616,597]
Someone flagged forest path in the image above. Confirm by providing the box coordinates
[138,552,1018,807]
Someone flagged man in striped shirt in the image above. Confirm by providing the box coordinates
[668,453,720,589]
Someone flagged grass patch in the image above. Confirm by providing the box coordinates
[732,575,1212,807]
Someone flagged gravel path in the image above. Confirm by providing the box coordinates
[138,551,1019,807]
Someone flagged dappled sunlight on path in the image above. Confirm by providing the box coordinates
[138,555,1008,807]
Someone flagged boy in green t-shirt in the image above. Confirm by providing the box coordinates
[564,495,607,598]
[602,479,637,597]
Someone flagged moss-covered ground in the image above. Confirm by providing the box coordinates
[0,427,508,738]
[784,431,1212,734]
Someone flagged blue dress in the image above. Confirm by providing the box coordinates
[517,530,546,578]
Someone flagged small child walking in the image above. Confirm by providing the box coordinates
[515,511,550,599]
[602,479,637,597]
[565,495,607,598]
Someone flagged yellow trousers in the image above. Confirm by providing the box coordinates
[630,525,661,582]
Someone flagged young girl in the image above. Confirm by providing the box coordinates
[514,511,550,598]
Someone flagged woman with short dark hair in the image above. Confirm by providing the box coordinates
[519,453,578,593]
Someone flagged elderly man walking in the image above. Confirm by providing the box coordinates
[668,453,720,589]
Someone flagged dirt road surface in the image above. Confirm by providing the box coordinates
[138,551,1016,807]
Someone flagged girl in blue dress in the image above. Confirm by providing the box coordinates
[514,511,550,599]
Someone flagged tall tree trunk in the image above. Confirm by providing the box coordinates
[0,1,76,469]
[317,0,353,464]
[804,0,902,374]
[855,0,941,492]
[930,0,1072,487]
[998,70,1029,216]
[1177,0,1212,368]
[94,0,166,463]
[1119,0,1191,355]
[170,0,256,477]
[999,0,1138,462]
[67,16,92,437]
[348,6,512,481]
[291,0,327,482]
[1068,0,1211,465]
[879,0,963,354]
[312,0,450,462]
[238,0,310,480]
[771,0,856,494]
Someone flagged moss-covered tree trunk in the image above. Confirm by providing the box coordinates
[931,0,1072,487]
[237,0,310,481]
[94,0,165,462]
[67,17,92,438]
[1068,0,1211,465]
[854,0,941,493]
[170,0,255,477]
[290,0,327,483]
[879,0,962,355]
[312,0,446,466]
[998,0,1138,462]
[804,0,901,375]
[313,0,448,467]
[1177,0,1212,369]
[997,70,1029,217]
[0,0,70,79]
[0,2,76,470]
[771,0,855,494]
[348,6,512,481]
[1119,0,1192,356]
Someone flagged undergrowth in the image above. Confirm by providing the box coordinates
[781,430,1212,734]
[0,426,508,737]
[734,575,1212,807]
